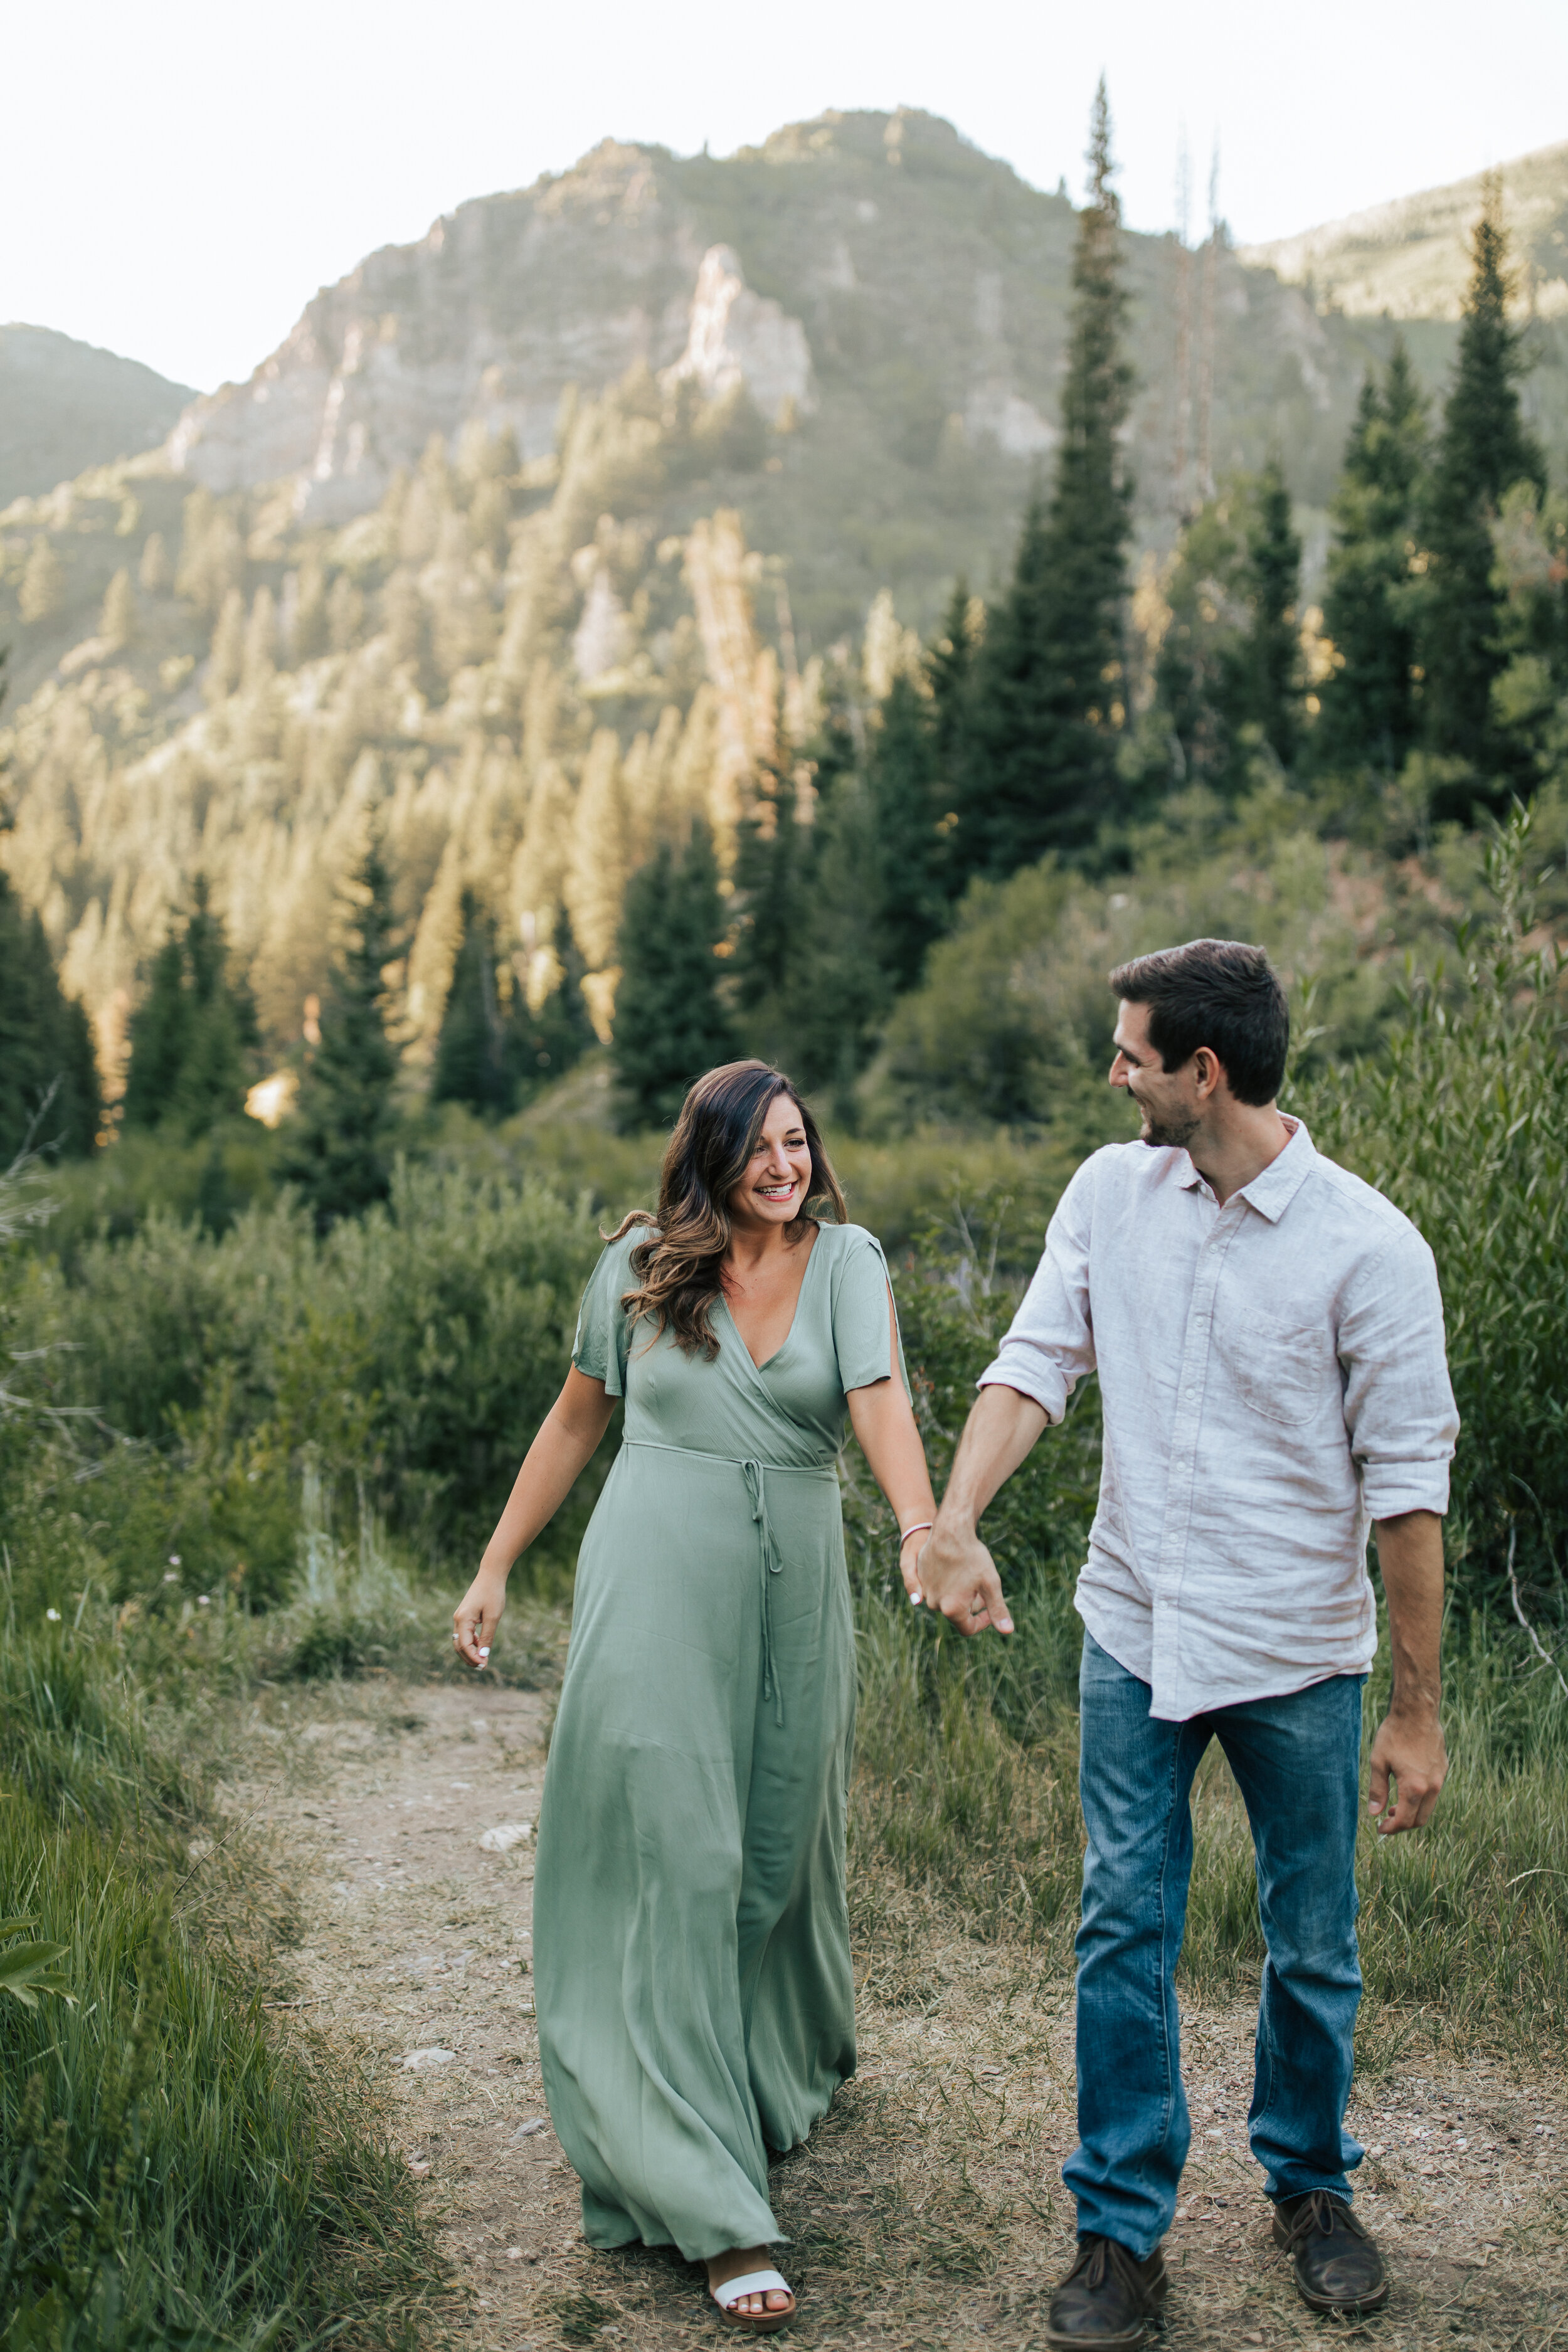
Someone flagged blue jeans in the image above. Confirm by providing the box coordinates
[1064,1632,1366,2258]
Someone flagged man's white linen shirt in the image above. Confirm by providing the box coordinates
[980,1119,1458,1722]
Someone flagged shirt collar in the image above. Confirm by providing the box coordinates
[1177,1116,1316,1224]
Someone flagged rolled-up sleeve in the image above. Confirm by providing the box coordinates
[1339,1226,1459,1518]
[978,1154,1099,1422]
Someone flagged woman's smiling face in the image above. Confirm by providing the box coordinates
[728,1092,814,1234]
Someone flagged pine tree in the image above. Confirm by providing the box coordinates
[177,882,257,1131]
[121,933,189,1131]
[611,822,738,1131]
[1231,456,1304,772]
[961,81,1134,879]
[789,776,891,1116]
[1152,467,1303,797]
[432,890,512,1116]
[958,492,1052,876]
[205,588,246,706]
[19,538,64,627]
[138,530,170,595]
[1418,185,1547,797]
[866,674,948,989]
[1316,345,1429,778]
[283,836,401,1227]
[0,874,100,1162]
[122,882,254,1137]
[926,578,976,805]
[100,567,135,650]
[511,911,596,1096]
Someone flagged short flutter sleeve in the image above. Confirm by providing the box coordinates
[830,1229,911,1397]
[570,1234,638,1397]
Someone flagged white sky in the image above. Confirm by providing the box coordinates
[6,0,1566,395]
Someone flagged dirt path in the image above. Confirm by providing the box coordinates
[241,1679,1568,2351]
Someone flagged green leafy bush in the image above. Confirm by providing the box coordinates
[47,1163,606,1581]
[879,787,1412,1130]
[1293,802,1568,1605]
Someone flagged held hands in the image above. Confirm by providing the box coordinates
[903,1518,1013,1638]
[453,1565,509,1670]
[1367,1703,1447,1834]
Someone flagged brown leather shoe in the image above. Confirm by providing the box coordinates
[1272,2190,1389,2314]
[1044,2235,1168,2348]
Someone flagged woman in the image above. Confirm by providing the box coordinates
[453,1061,935,2332]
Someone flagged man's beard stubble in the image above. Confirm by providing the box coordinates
[1136,1103,1200,1151]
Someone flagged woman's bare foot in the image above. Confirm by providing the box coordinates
[706,2246,794,2320]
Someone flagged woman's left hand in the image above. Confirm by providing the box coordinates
[453,1565,508,1668]
[899,1530,928,1606]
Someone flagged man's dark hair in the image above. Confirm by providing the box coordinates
[1108,938,1288,1106]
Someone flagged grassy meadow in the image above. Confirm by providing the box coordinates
[1,810,1565,2344]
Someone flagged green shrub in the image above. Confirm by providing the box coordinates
[879,785,1413,1129]
[46,1163,607,1582]
[1293,802,1568,1606]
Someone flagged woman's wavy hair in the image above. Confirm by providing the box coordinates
[607,1061,845,1358]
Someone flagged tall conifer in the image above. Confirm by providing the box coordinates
[612,822,738,1132]
[122,935,190,1130]
[926,578,976,808]
[866,674,948,989]
[1152,465,1304,795]
[283,836,401,1227]
[1234,457,1304,773]
[433,890,512,1117]
[122,881,255,1136]
[1316,346,1429,777]
[791,777,890,1117]
[961,81,1134,879]
[1418,186,1547,793]
[0,875,100,1162]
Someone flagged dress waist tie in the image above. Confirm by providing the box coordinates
[622,1439,837,1727]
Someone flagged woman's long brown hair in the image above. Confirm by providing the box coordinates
[607,1061,845,1358]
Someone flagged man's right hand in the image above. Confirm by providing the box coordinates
[913,1384,1046,1637]
[912,1519,1013,1636]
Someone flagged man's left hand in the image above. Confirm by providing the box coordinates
[1367,1706,1447,1835]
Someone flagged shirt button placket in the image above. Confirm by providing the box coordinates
[1153,1209,1239,1717]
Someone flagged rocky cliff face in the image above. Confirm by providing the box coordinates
[167,140,818,521]
[160,107,1384,561]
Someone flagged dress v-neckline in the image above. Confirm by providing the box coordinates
[721,1226,822,1375]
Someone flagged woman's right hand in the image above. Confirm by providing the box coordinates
[453,1564,509,1668]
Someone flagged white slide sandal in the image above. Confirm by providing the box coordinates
[711,2266,797,2331]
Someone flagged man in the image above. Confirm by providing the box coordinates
[914,939,1458,2349]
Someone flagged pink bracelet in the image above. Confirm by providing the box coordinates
[898,1521,933,1545]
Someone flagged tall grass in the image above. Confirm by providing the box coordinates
[0,1786,435,2349]
[0,1152,447,2349]
[849,1552,1568,2050]
[0,1613,442,2350]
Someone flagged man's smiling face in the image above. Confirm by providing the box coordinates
[1109,999,1203,1151]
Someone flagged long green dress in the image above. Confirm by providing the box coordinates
[534,1219,903,2261]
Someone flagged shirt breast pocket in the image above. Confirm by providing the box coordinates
[1223,1310,1325,1429]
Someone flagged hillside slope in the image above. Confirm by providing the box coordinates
[156,109,1469,642]
[1239,138,1568,324]
[3,109,1564,1099]
[0,326,194,506]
